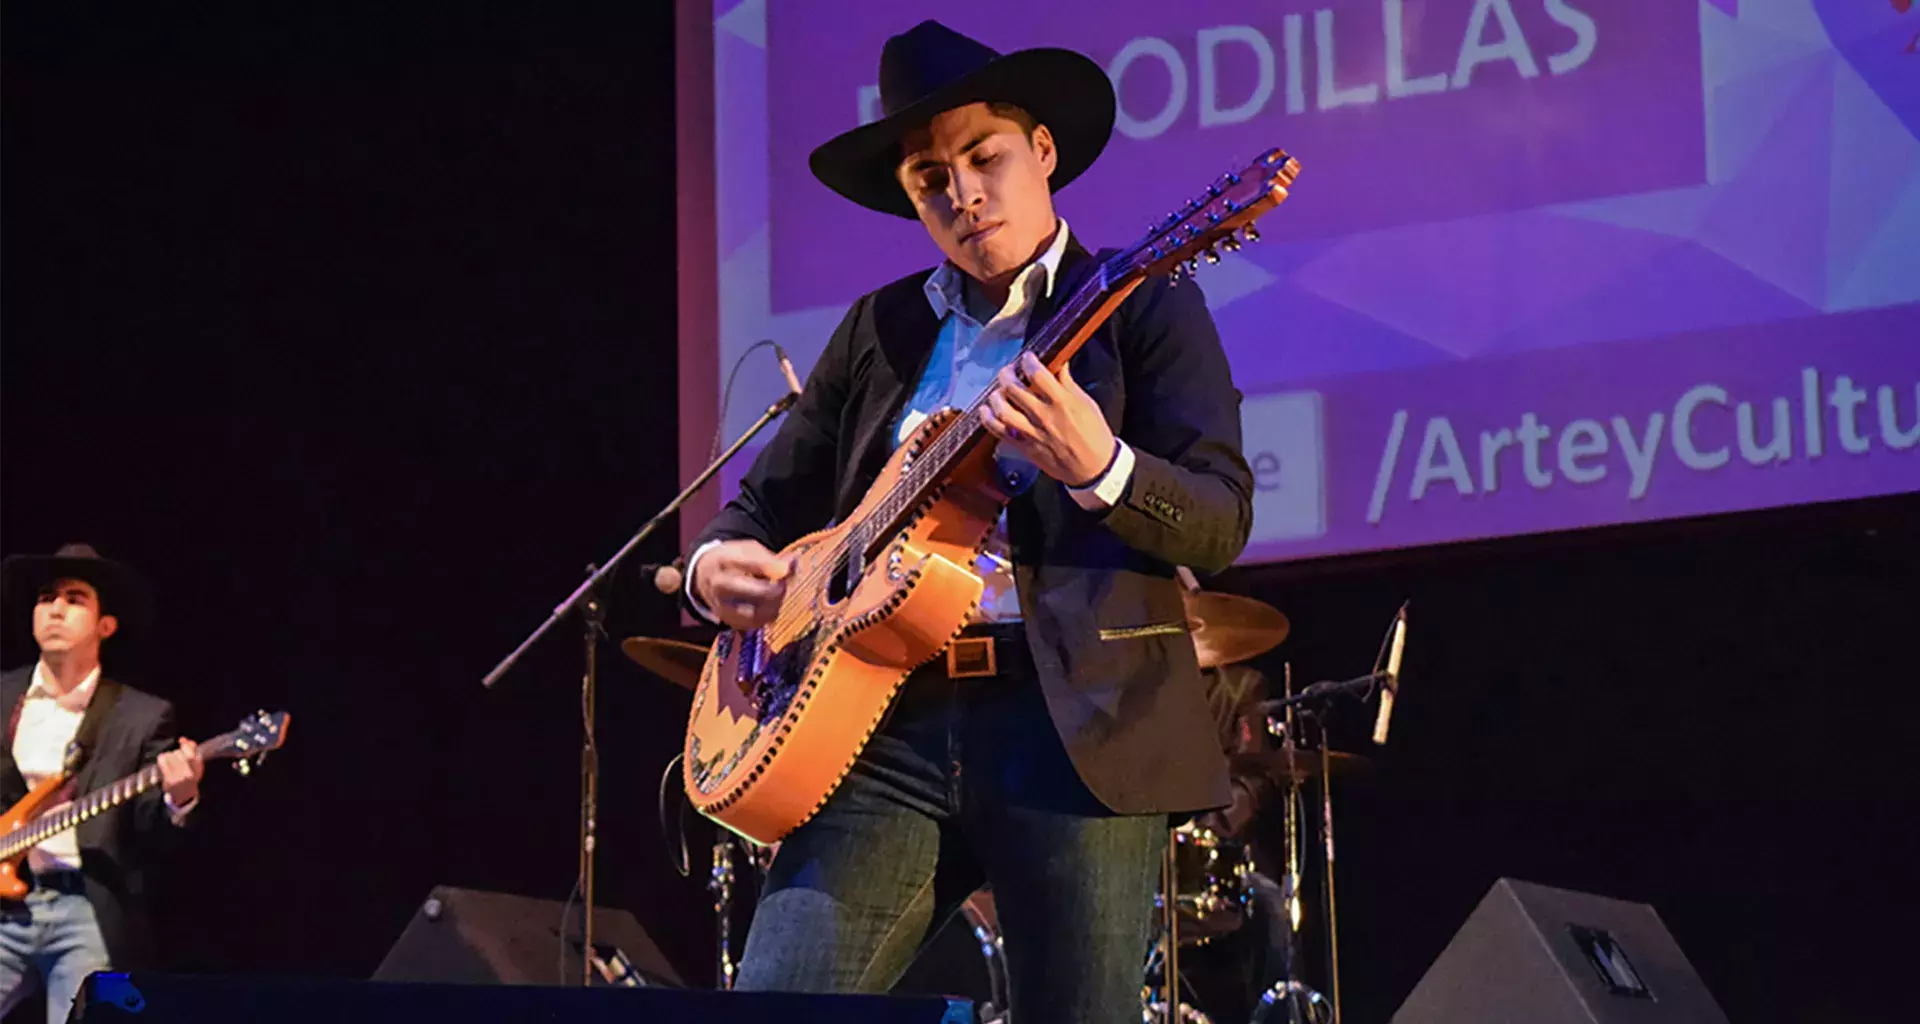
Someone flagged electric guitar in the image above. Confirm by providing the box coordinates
[684,148,1301,844]
[0,709,291,899]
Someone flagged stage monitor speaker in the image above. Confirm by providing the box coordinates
[1391,878,1728,1024]
[71,973,976,1023]
[372,885,683,989]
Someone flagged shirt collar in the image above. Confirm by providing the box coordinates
[923,217,1073,324]
[29,661,102,711]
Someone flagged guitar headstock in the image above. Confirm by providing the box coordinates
[201,709,291,776]
[1118,148,1300,287]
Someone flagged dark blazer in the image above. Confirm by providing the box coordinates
[693,237,1254,815]
[0,665,185,968]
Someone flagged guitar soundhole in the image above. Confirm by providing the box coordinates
[825,547,856,604]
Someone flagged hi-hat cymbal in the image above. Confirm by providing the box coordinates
[1227,747,1369,783]
[1183,590,1290,668]
[619,637,710,691]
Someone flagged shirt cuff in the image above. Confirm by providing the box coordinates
[1068,440,1135,511]
[163,791,199,826]
[684,539,726,625]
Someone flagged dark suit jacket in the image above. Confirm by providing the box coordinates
[693,237,1254,815]
[0,665,185,968]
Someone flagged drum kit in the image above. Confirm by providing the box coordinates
[626,581,1393,1024]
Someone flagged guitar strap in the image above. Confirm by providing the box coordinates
[69,679,124,777]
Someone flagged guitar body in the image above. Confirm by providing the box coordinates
[0,773,74,901]
[684,410,1009,844]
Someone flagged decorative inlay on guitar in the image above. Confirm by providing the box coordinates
[684,149,1301,845]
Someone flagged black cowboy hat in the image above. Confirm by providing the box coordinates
[809,20,1116,219]
[1,543,153,637]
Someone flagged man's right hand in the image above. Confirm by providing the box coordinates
[693,539,794,631]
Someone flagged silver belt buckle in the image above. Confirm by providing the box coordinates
[946,637,998,679]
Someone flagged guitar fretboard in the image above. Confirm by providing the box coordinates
[0,764,163,860]
[857,252,1121,558]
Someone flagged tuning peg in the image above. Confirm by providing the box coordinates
[1222,235,1243,253]
[1203,247,1221,265]
[1187,256,1201,274]
[1168,267,1183,289]
[234,759,253,777]
[1245,225,1262,242]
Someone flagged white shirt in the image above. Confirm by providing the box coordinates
[12,662,194,873]
[689,219,1135,623]
[902,218,1134,620]
[14,663,103,871]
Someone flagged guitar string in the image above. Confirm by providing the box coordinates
[760,251,1125,643]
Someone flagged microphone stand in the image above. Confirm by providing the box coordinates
[482,386,799,986]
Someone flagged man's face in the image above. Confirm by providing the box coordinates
[34,578,115,658]
[897,103,1060,289]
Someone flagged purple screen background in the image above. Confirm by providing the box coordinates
[702,0,1919,564]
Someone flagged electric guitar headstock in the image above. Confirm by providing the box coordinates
[1115,148,1300,288]
[199,709,292,777]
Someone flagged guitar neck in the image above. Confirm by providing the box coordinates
[861,255,1132,555]
[0,725,249,861]
[0,764,165,860]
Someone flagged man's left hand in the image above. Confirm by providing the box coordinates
[158,738,204,807]
[980,352,1115,487]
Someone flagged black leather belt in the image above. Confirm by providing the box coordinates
[24,868,87,895]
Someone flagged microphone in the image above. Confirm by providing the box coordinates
[639,559,685,595]
[1372,604,1408,745]
[773,344,804,398]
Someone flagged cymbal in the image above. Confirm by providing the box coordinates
[1183,590,1290,668]
[1227,747,1369,783]
[619,637,710,691]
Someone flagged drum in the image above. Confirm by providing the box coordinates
[1162,822,1254,946]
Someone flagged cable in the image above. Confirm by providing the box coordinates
[559,874,582,986]
[658,753,691,877]
[709,339,785,466]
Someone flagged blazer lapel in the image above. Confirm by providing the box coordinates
[837,271,944,521]
[1027,234,1097,340]
[0,668,29,792]
[67,677,125,796]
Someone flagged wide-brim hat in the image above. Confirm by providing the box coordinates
[2,543,153,637]
[809,20,1116,219]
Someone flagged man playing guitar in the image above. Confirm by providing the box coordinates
[686,21,1254,1020]
[0,544,205,1024]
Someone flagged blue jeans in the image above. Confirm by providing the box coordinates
[736,652,1167,1023]
[0,884,113,1024]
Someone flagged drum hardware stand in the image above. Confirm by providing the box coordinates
[1251,662,1334,1024]
[1258,605,1408,1024]
[481,357,800,986]
[1164,830,1180,1023]
[1147,837,1212,1024]
[711,834,741,989]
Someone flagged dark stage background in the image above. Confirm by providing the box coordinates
[3,3,1913,1022]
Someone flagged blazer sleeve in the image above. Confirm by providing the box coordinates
[132,700,189,836]
[690,299,862,557]
[1097,275,1255,574]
